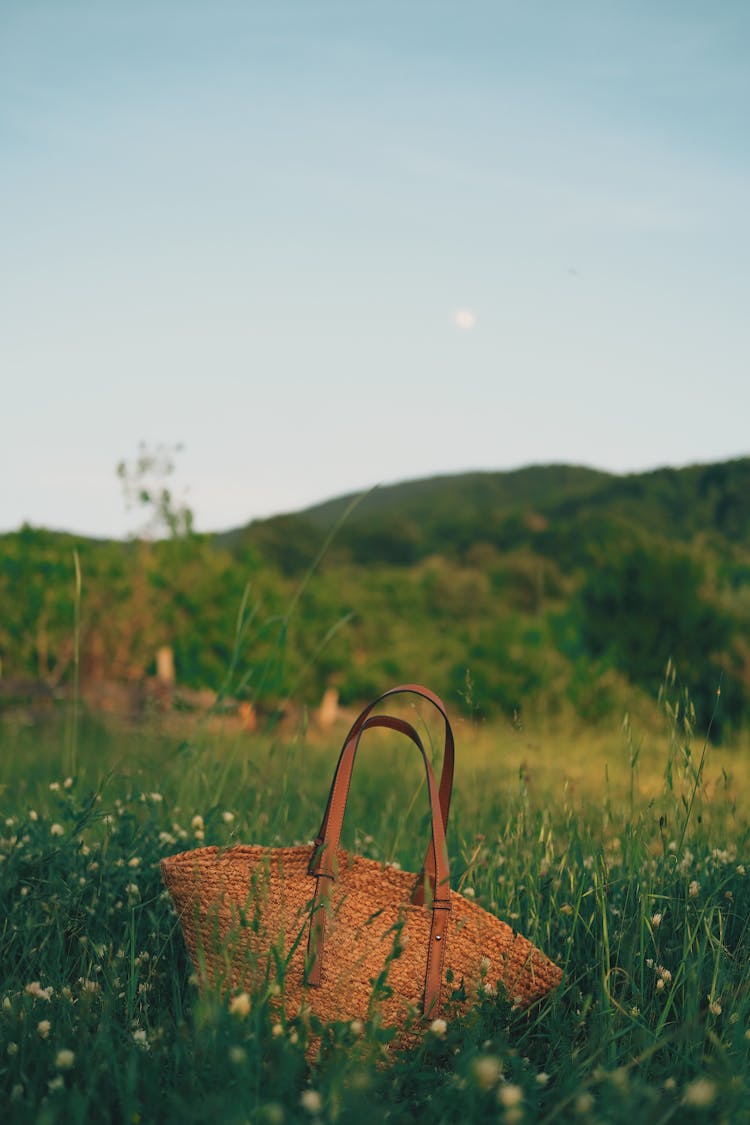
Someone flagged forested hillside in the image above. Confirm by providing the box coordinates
[2,459,749,735]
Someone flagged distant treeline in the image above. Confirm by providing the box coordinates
[1,459,749,735]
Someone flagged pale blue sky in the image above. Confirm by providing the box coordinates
[2,1,749,537]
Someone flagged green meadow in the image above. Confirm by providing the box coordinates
[3,460,750,1120]
[2,683,750,1124]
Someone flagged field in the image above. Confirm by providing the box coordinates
[2,686,750,1123]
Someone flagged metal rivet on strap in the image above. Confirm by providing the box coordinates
[435,934,442,941]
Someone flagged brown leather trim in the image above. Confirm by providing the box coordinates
[305,688,452,1014]
[312,685,455,901]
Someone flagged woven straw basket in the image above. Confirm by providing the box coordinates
[161,685,562,1032]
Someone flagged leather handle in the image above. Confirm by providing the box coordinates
[305,706,451,1016]
[312,684,455,905]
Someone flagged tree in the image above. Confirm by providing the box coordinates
[116,442,194,540]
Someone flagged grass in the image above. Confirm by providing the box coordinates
[2,684,750,1123]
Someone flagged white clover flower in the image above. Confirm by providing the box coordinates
[497,1083,523,1108]
[191,814,204,831]
[49,782,60,792]
[132,1029,148,1049]
[50,823,64,837]
[55,1048,75,1070]
[429,1018,447,1036]
[651,912,663,928]
[63,777,73,790]
[271,1022,284,1038]
[29,810,38,822]
[48,1076,65,1092]
[128,856,141,868]
[683,1078,716,1107]
[349,1019,364,1036]
[37,1020,51,1039]
[7,1041,18,1056]
[574,1092,594,1114]
[688,880,700,898]
[229,992,251,1018]
[229,1045,246,1065]
[25,981,53,1001]
[472,1055,503,1090]
[709,999,722,1016]
[300,1089,322,1114]
[222,811,235,824]
[536,1071,550,1085]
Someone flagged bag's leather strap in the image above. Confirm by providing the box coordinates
[311,684,455,906]
[305,708,451,1017]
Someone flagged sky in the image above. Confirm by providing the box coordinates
[2,0,749,539]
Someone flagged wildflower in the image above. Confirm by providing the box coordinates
[132,1029,148,1049]
[25,982,53,1001]
[222,811,235,824]
[126,883,140,898]
[149,792,163,802]
[480,956,491,975]
[55,1048,75,1070]
[49,782,60,792]
[272,1022,284,1037]
[651,912,662,928]
[37,1020,51,1039]
[574,1092,594,1114]
[229,1045,246,1065]
[191,814,204,831]
[688,880,700,898]
[656,979,665,992]
[683,1078,716,1107]
[48,1076,65,1092]
[3,996,12,1011]
[709,999,722,1016]
[737,865,746,876]
[300,1089,322,1115]
[472,1055,503,1090]
[63,777,73,789]
[464,887,475,898]
[497,1083,523,1108]
[50,823,64,837]
[128,856,141,868]
[536,1072,550,1086]
[349,1019,364,1036]
[29,810,38,822]
[7,1041,18,1056]
[229,992,251,1018]
[429,1018,447,1036]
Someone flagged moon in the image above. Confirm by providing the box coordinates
[452,308,477,330]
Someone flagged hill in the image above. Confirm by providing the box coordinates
[1,458,749,735]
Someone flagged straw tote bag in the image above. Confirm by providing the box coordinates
[161,685,562,1032]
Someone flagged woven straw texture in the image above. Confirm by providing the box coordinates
[161,843,562,1027]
